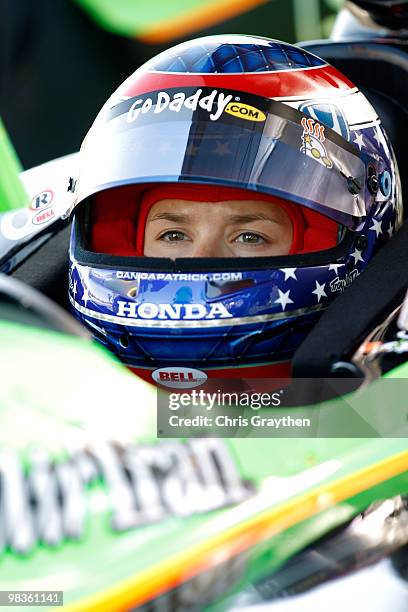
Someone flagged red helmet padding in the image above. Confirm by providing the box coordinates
[91,220,136,257]
[90,185,142,257]
[91,185,142,221]
[301,207,338,252]
[135,185,306,256]
[89,184,338,256]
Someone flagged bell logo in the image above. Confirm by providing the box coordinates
[160,372,193,381]
[152,367,208,389]
[32,207,55,225]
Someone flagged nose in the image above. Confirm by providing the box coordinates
[190,235,231,258]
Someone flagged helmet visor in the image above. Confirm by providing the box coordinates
[77,86,370,228]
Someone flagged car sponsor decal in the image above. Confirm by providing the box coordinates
[32,206,55,225]
[0,439,251,554]
[30,189,54,211]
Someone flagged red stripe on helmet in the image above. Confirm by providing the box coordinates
[121,65,355,100]
[129,361,292,387]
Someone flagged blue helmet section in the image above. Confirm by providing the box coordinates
[146,37,326,74]
[69,262,328,371]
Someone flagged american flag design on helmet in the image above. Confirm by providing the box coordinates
[70,36,403,385]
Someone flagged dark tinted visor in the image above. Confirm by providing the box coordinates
[77,87,371,228]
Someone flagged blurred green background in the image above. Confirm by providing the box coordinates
[1,0,345,169]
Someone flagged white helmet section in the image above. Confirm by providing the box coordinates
[0,152,78,243]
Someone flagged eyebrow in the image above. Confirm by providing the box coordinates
[148,213,190,223]
[148,213,283,224]
[228,214,283,224]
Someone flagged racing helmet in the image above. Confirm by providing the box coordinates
[69,35,402,386]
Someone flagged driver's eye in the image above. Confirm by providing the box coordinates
[160,231,190,242]
[235,232,265,244]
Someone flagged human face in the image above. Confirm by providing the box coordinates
[144,199,293,258]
